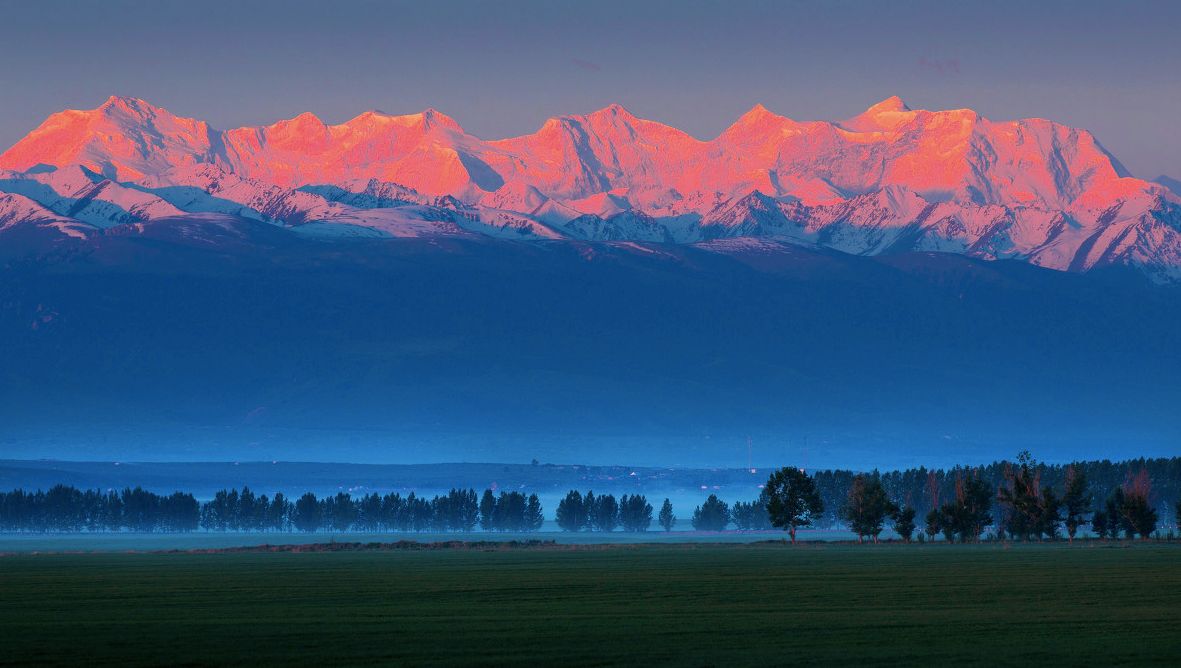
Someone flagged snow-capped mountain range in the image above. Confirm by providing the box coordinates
[2,95,1180,279]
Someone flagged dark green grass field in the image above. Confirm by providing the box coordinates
[2,542,1179,666]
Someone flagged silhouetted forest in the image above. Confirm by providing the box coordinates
[0,456,1177,536]
[810,456,1180,526]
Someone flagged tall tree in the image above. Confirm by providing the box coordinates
[691,494,730,531]
[494,491,528,532]
[730,501,757,531]
[1106,492,1125,539]
[237,487,258,531]
[595,494,620,532]
[1061,466,1092,542]
[324,492,356,532]
[997,451,1059,541]
[479,489,496,531]
[161,492,199,532]
[658,498,676,532]
[840,474,896,543]
[730,491,772,531]
[407,493,432,531]
[892,506,917,542]
[619,494,653,532]
[357,493,383,531]
[1090,501,1110,539]
[450,488,480,532]
[202,489,231,532]
[1038,488,1062,540]
[924,508,942,542]
[940,470,992,543]
[556,490,586,532]
[122,487,160,532]
[292,492,321,532]
[763,467,824,544]
[267,492,290,531]
[1118,468,1158,539]
[524,494,544,531]
[583,492,598,531]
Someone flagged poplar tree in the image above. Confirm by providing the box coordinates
[658,498,676,532]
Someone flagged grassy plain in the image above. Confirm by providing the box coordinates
[2,542,1178,666]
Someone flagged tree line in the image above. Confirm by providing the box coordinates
[809,455,1179,529]
[555,491,656,531]
[0,487,543,534]
[708,452,1170,543]
[0,486,201,532]
[1,453,1176,539]
[623,453,1172,544]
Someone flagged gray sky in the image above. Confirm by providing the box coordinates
[1,0,1178,178]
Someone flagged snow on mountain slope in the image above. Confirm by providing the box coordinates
[135,164,486,238]
[135,163,351,223]
[219,108,504,199]
[290,207,463,239]
[561,211,675,243]
[487,104,705,210]
[2,96,1180,278]
[0,165,182,228]
[304,178,435,208]
[0,192,97,240]
[0,96,217,181]
[2,96,1163,211]
[468,207,565,239]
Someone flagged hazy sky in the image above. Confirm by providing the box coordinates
[1,0,1179,179]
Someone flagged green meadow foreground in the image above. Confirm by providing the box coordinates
[2,543,1179,666]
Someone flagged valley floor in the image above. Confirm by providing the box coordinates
[2,542,1178,666]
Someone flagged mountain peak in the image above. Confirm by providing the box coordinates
[95,95,165,119]
[843,96,918,132]
[338,108,462,133]
[585,103,640,123]
[733,103,783,125]
[287,111,324,125]
[533,104,644,136]
[0,95,212,180]
[0,96,1177,278]
[718,103,793,140]
[416,108,463,132]
[866,95,911,114]
[100,95,148,108]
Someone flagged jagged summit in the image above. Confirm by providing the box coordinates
[89,95,162,115]
[413,108,463,131]
[97,95,147,113]
[1,95,1179,280]
[589,103,635,118]
[541,103,643,131]
[842,95,918,132]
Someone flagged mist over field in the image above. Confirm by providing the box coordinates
[5,3,1181,666]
